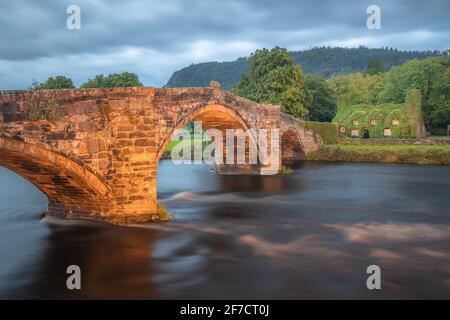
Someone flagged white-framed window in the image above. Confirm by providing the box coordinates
[353,119,359,126]
[370,119,377,126]
[339,126,346,133]
[392,118,399,125]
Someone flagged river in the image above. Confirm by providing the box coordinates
[0,160,449,299]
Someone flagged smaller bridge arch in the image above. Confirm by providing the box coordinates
[281,126,305,161]
[0,137,112,221]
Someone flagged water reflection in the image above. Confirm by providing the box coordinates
[0,161,450,299]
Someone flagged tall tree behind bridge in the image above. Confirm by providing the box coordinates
[304,75,337,122]
[231,47,308,119]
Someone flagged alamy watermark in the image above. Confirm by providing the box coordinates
[170,121,280,174]
[366,265,381,290]
[367,5,381,30]
[66,265,81,290]
[66,5,81,30]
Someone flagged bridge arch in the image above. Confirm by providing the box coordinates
[281,127,305,162]
[0,137,111,220]
[156,103,254,162]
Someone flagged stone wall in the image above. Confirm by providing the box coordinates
[338,137,450,145]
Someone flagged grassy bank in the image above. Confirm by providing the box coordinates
[161,134,206,159]
[306,144,450,165]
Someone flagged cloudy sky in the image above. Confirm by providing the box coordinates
[0,0,449,89]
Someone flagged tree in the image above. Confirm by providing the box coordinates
[304,75,337,122]
[327,72,384,106]
[379,56,449,133]
[231,47,308,118]
[81,72,143,88]
[365,58,384,75]
[31,76,75,89]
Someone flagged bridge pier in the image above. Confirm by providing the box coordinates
[46,178,157,224]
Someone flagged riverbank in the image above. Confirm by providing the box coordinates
[162,137,450,165]
[306,143,450,165]
[160,134,206,159]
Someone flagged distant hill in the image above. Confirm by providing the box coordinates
[165,46,444,90]
[166,57,249,90]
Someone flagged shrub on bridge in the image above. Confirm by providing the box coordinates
[25,99,63,121]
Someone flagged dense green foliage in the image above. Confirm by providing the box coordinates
[378,57,449,134]
[306,144,450,165]
[330,56,449,134]
[81,72,143,88]
[365,58,384,75]
[31,76,75,89]
[333,89,424,139]
[327,73,384,105]
[231,47,308,118]
[304,75,337,121]
[300,121,338,144]
[166,47,443,90]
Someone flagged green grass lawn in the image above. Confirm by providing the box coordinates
[306,144,450,165]
[162,131,450,165]
[161,135,207,159]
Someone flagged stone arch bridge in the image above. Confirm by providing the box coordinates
[0,85,321,224]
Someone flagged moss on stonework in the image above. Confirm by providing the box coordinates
[280,165,294,174]
[152,202,173,222]
[104,203,173,224]
[300,121,338,144]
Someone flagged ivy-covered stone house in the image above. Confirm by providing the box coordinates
[333,89,428,139]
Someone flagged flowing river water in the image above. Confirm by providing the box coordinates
[0,160,449,299]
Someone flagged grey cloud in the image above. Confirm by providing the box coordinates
[0,0,448,89]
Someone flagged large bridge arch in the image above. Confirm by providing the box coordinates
[156,103,253,162]
[0,137,112,221]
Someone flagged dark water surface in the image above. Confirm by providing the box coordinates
[0,161,449,299]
